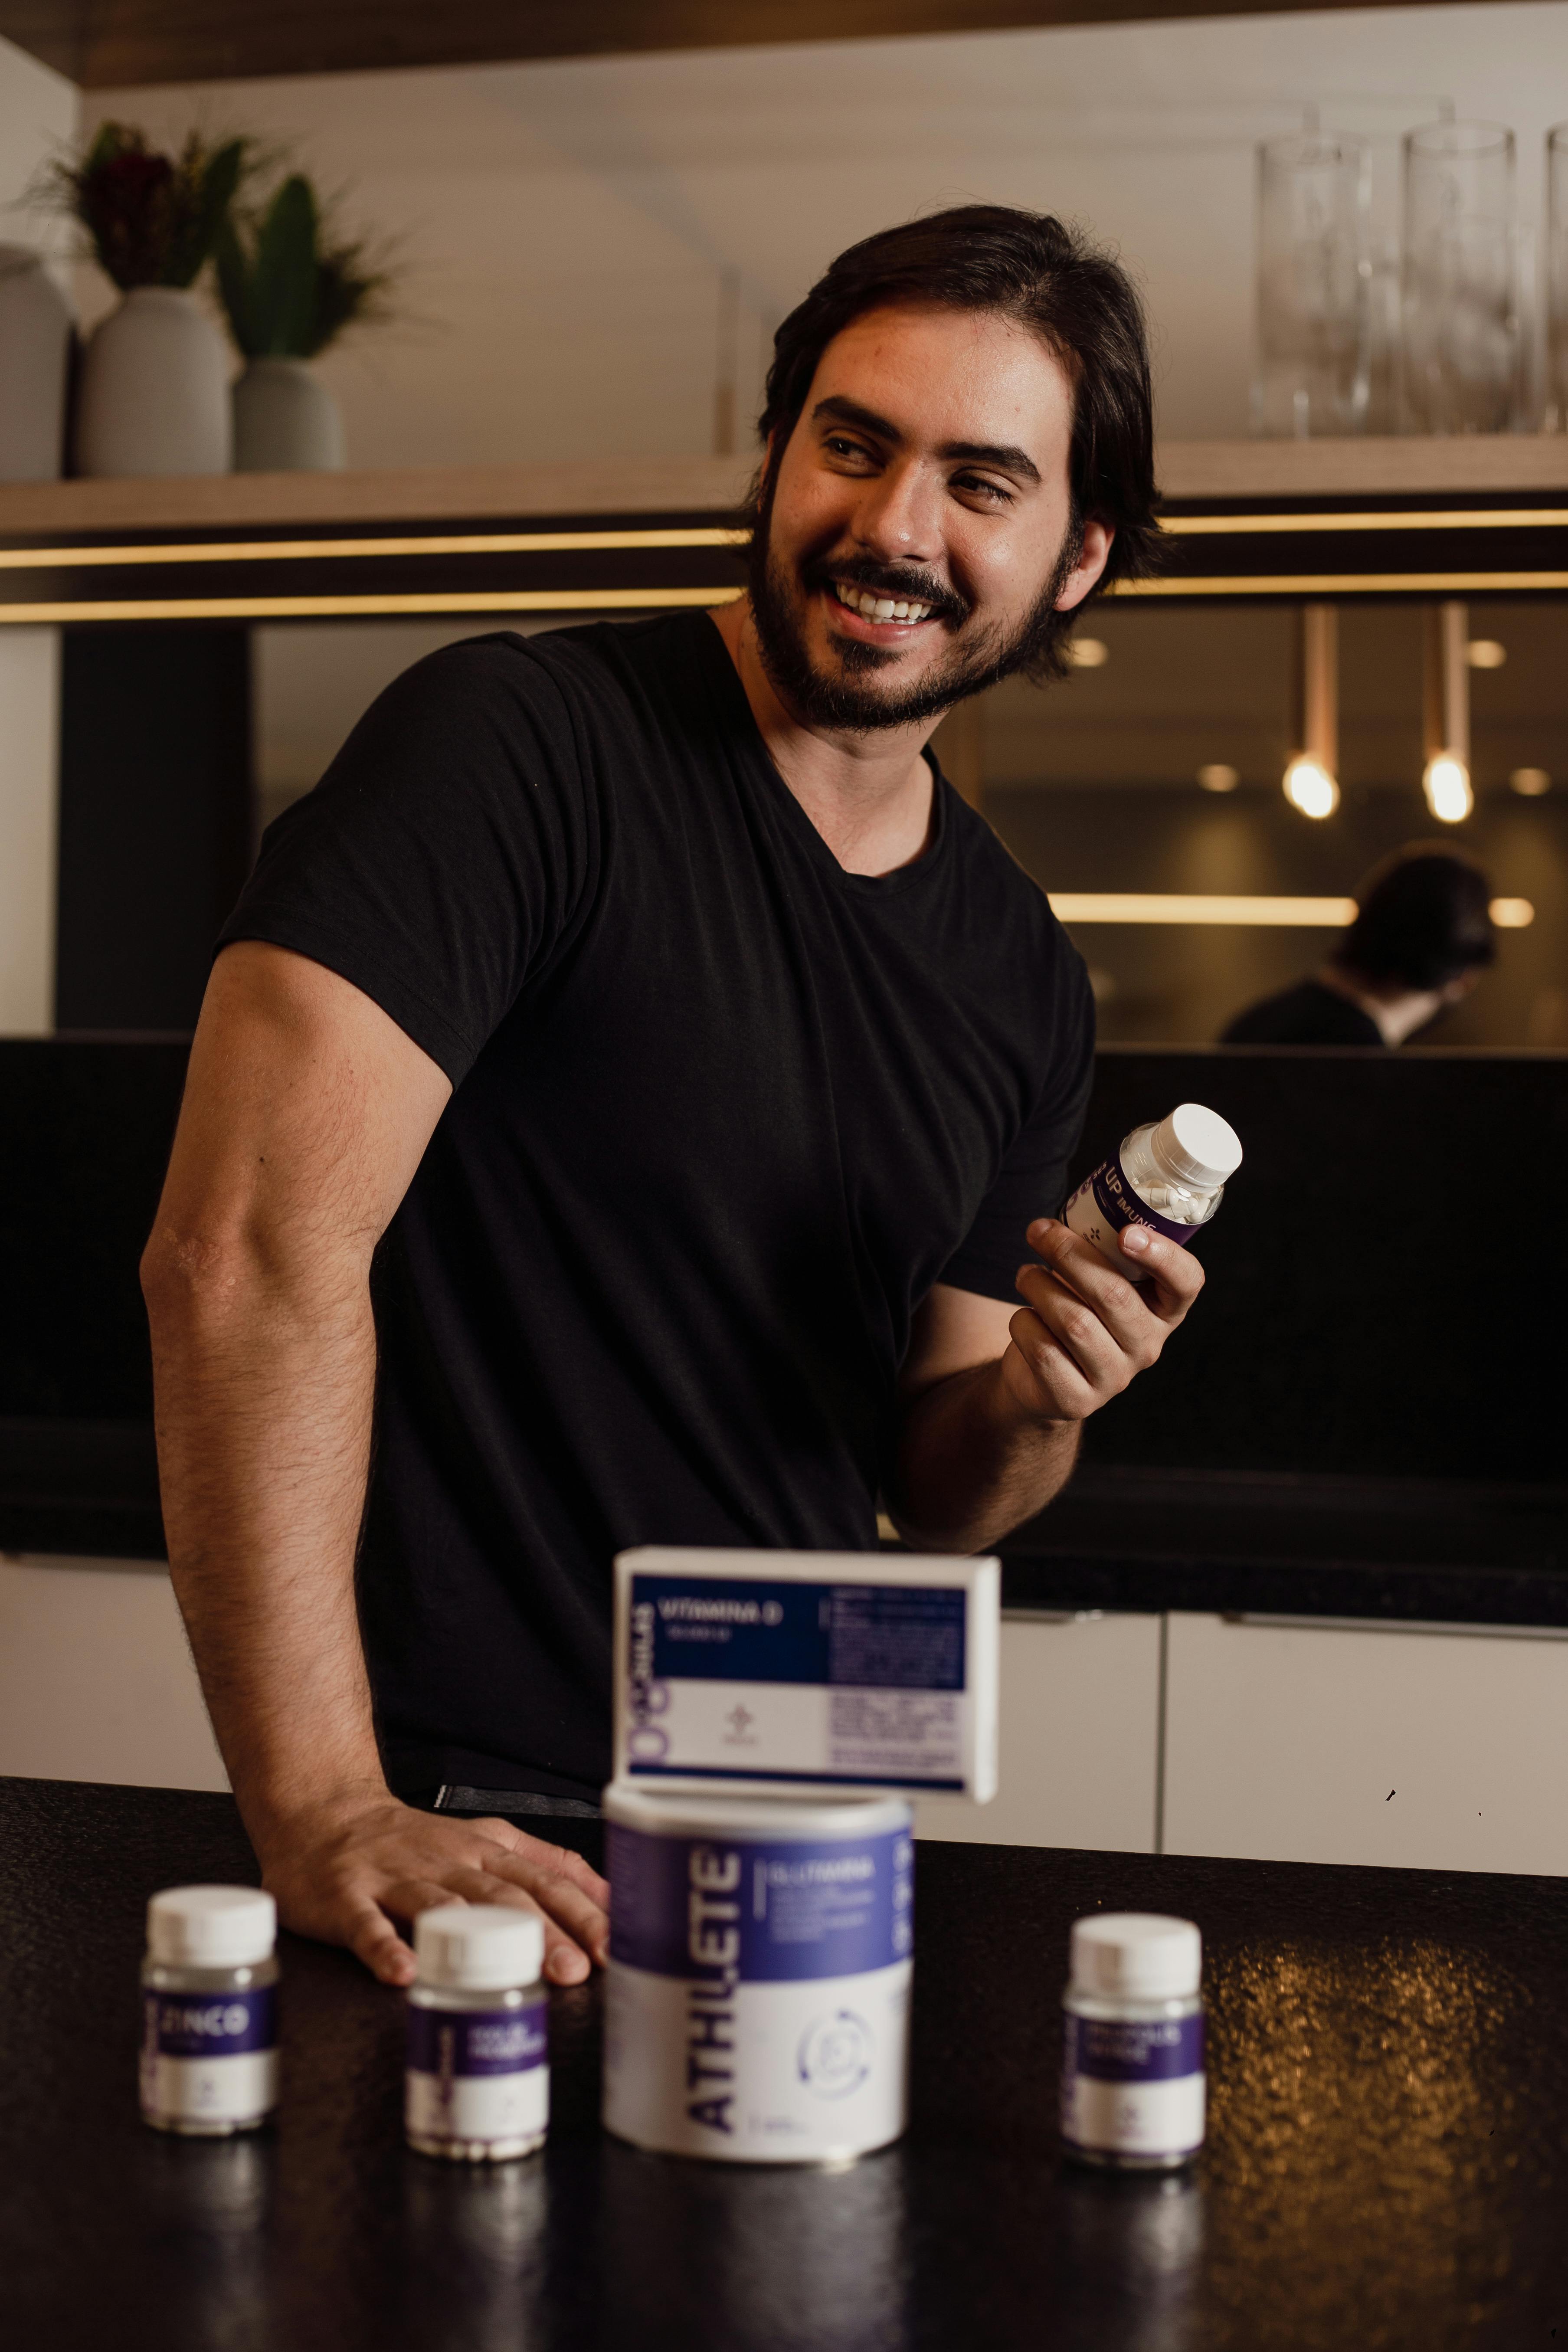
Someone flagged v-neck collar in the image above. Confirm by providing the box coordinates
[694,612,953,900]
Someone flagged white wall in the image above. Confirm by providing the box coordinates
[85,5,1568,464]
[0,1556,229,1792]
[0,31,77,1035]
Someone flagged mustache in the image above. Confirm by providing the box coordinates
[802,554,970,630]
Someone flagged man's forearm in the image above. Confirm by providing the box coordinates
[887,1356,1080,1554]
[144,1242,385,1845]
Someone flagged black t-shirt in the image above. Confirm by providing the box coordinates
[1221,978,1383,1048]
[220,613,1093,1800]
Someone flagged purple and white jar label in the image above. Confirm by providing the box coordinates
[406,2002,548,2079]
[1063,1153,1199,1254]
[144,1985,277,2059]
[1064,2012,1205,2084]
[608,1824,913,1983]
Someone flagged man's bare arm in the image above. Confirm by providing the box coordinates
[887,1218,1205,1553]
[142,941,609,1986]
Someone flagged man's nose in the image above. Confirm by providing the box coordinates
[848,460,944,569]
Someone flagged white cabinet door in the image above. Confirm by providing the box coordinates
[1163,1612,1568,1876]
[916,1612,1161,1852]
[0,1556,229,1791]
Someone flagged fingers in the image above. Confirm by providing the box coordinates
[343,1896,419,1987]
[468,1844,610,1974]
[1006,1304,1098,1421]
[483,1819,611,1911]
[1002,1213,1206,1425]
[1026,1216,1204,1332]
[1110,1222,1206,1320]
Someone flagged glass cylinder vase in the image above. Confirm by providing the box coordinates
[1254,133,1370,437]
[1401,120,1519,434]
[1547,124,1568,432]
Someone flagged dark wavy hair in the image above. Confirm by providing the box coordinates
[746,203,1161,678]
[1336,845,1497,991]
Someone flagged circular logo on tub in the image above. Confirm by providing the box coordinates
[797,2010,872,2098]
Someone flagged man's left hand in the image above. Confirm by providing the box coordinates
[1003,1215,1205,1428]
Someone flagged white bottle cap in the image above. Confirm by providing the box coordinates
[1070,1913,1202,1999]
[414,1903,545,1990]
[147,1884,277,1967]
[1153,1104,1242,1190]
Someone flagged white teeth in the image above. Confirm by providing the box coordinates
[834,583,932,622]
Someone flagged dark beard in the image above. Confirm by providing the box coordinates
[746,477,1083,734]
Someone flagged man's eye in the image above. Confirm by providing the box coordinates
[825,435,872,461]
[953,474,1012,504]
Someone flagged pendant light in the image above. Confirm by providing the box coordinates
[1282,603,1340,818]
[1422,602,1473,822]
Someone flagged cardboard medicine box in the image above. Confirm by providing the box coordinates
[612,1546,1000,1801]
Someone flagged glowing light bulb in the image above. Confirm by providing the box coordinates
[1282,756,1339,819]
[1423,752,1473,823]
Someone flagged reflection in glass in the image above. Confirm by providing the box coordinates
[1254,134,1370,438]
[1401,121,1519,434]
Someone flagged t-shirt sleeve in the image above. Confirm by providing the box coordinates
[217,633,593,1084]
[936,947,1097,1303]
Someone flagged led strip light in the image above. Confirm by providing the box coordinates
[0,586,744,625]
[1048,892,1534,927]
[0,525,750,572]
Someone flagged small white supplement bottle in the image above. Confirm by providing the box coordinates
[1060,1913,1205,2169]
[139,1885,279,2136]
[1063,1103,1242,1271]
[405,1904,550,2161]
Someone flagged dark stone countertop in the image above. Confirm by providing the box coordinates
[4,1775,1567,2351]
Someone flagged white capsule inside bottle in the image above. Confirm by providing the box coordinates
[1062,1103,1242,1271]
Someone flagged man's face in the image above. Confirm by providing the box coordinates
[749,303,1112,732]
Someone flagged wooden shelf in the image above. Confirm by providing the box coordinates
[0,456,755,538]
[1158,436,1568,502]
[3,439,1567,541]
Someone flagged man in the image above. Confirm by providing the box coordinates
[143,205,1202,1992]
[1222,845,1496,1046]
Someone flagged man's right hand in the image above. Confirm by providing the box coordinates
[256,1790,611,1987]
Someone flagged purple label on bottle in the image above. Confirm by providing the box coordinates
[144,1984,277,2059]
[1064,2012,1205,2083]
[609,1823,913,1982]
[406,2001,549,2079]
[1067,1152,1200,1249]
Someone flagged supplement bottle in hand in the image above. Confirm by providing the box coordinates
[1064,1103,1242,1272]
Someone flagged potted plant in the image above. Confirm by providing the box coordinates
[217,175,390,472]
[46,122,246,478]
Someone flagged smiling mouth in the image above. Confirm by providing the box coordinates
[830,579,939,626]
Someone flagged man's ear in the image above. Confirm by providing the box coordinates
[1053,518,1115,613]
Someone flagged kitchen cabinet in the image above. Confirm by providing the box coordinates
[1162,1610,1568,1877]
[915,1611,1162,1854]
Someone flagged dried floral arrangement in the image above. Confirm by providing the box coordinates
[42,122,248,291]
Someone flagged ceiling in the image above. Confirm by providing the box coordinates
[0,0,1498,90]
